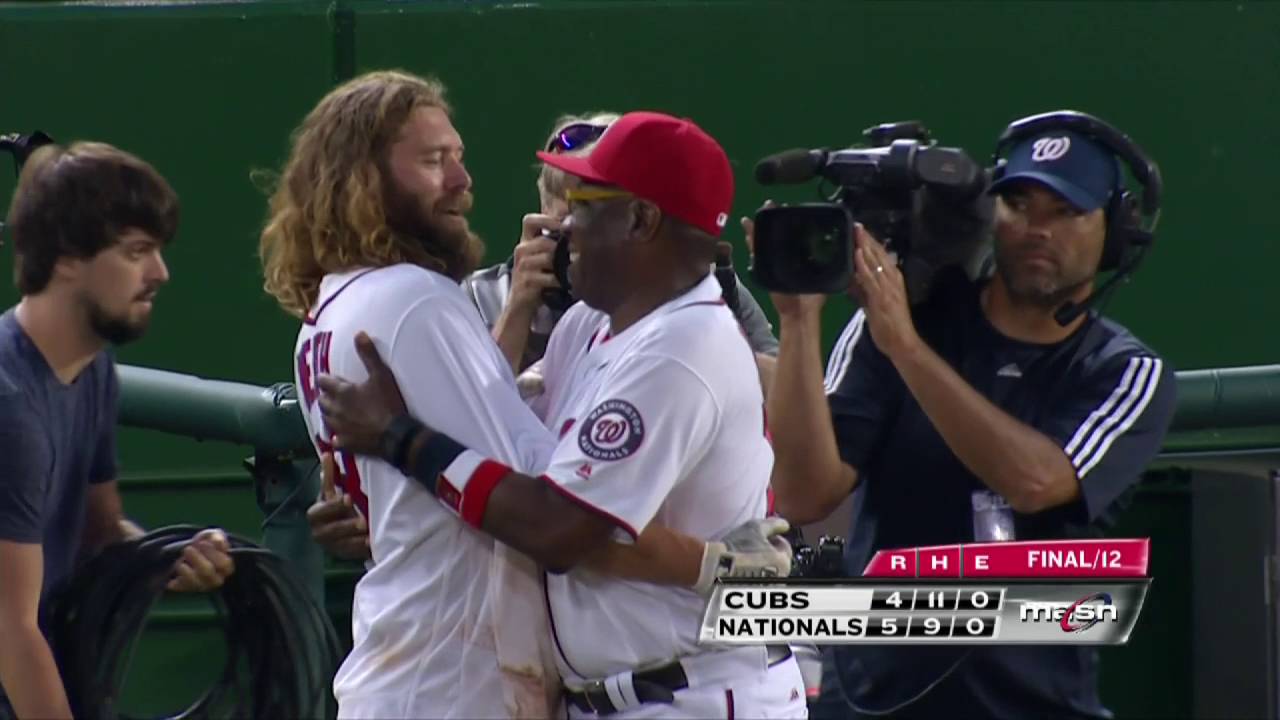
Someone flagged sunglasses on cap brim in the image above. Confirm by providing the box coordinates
[546,123,608,153]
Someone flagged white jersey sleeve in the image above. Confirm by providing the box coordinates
[540,351,720,538]
[385,293,556,474]
[533,302,608,431]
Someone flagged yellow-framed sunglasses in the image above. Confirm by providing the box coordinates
[564,186,634,210]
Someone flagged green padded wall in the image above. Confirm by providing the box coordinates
[348,0,1280,372]
[2,1,1277,716]
[2,0,1277,393]
[0,3,336,714]
[0,0,334,477]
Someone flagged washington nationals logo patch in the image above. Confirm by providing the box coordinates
[578,399,645,461]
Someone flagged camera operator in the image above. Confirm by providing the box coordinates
[757,117,1177,718]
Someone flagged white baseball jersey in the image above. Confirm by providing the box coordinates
[293,264,557,719]
[533,274,774,682]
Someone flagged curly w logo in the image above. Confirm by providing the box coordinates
[1031,137,1071,162]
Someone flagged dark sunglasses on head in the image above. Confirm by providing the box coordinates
[546,123,608,153]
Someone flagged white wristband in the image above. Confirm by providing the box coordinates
[442,449,486,490]
[694,541,732,596]
[434,449,488,518]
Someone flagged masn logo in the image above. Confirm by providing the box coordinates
[1018,592,1117,633]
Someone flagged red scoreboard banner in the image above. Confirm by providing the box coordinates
[862,538,1149,578]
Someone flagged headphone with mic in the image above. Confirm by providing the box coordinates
[0,130,55,177]
[990,111,1163,325]
[0,130,56,243]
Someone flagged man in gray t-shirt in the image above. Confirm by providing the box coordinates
[0,141,236,719]
[0,312,118,615]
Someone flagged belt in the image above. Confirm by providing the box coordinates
[565,645,793,716]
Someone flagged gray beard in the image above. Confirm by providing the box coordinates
[993,241,1094,310]
[997,266,1092,309]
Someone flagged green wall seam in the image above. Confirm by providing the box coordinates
[330,0,356,83]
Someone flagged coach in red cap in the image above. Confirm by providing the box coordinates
[535,110,735,325]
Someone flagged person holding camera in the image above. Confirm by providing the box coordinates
[758,113,1177,718]
[469,112,779,375]
[308,111,780,562]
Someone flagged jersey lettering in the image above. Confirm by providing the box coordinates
[316,433,369,516]
[297,330,333,410]
[297,330,365,513]
[297,338,315,409]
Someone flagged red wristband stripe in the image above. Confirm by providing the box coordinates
[459,460,511,528]
[436,476,463,515]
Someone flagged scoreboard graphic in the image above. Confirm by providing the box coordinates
[700,538,1151,645]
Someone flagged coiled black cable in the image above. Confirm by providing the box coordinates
[46,526,342,720]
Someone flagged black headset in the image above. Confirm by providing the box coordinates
[990,110,1162,274]
[0,131,56,244]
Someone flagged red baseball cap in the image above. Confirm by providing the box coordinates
[536,111,734,237]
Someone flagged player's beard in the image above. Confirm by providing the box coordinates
[84,296,151,346]
[384,182,485,282]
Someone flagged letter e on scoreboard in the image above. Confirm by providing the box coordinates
[918,545,962,578]
[965,550,993,577]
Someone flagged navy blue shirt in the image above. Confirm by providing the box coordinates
[0,308,118,613]
[817,271,1177,719]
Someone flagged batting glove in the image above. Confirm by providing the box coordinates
[694,517,793,596]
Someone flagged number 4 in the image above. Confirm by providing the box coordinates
[886,591,902,608]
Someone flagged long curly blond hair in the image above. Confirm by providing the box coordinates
[259,70,469,317]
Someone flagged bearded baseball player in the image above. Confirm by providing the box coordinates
[317,111,808,718]
[261,74,791,719]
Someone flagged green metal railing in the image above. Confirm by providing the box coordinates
[114,362,1280,604]
[117,366,323,604]
[117,365,311,453]
[118,362,1280,454]
[1169,365,1280,432]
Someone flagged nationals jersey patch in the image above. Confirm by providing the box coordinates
[578,399,645,461]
